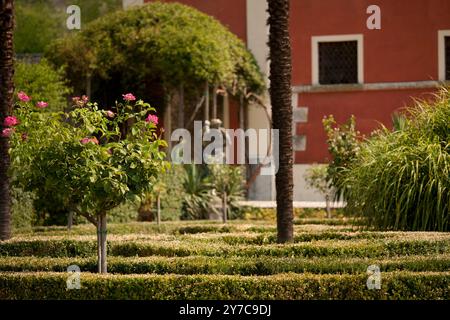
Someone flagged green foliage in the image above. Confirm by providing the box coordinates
[181,165,211,220]
[9,94,167,223]
[209,164,245,218]
[139,165,185,221]
[14,59,72,112]
[3,220,450,299]
[15,0,122,54]
[67,0,122,25]
[323,115,361,200]
[15,1,63,54]
[0,271,449,300]
[304,164,333,198]
[46,1,265,102]
[342,88,450,231]
[10,188,35,230]
[3,236,450,258]
[1,254,450,275]
[108,203,139,223]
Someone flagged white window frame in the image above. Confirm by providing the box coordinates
[438,30,450,81]
[311,34,364,85]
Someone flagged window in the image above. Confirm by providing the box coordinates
[312,35,364,85]
[319,41,358,84]
[438,30,450,81]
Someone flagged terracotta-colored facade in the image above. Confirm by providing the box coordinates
[146,0,450,164]
[292,0,450,163]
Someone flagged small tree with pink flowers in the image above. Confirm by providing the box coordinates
[6,92,167,273]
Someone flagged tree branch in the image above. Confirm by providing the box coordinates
[73,207,97,227]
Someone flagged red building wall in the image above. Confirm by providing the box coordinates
[292,0,450,163]
[145,0,247,41]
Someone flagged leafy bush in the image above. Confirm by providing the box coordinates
[323,115,361,199]
[2,237,449,258]
[108,203,139,223]
[8,92,167,272]
[139,165,185,222]
[10,188,35,230]
[181,165,211,220]
[1,255,450,275]
[0,272,449,300]
[46,1,265,105]
[304,164,334,217]
[15,0,122,54]
[14,59,71,112]
[342,89,450,231]
[15,1,63,54]
[209,164,244,219]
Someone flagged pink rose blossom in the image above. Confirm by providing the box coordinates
[72,96,88,107]
[36,101,48,109]
[80,137,99,145]
[1,128,14,138]
[90,137,99,145]
[17,91,31,102]
[145,114,158,125]
[122,93,136,101]
[105,110,115,118]
[4,116,19,127]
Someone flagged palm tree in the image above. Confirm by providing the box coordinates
[267,0,294,243]
[0,0,14,241]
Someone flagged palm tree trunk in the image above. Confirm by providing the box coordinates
[267,0,294,243]
[0,0,14,241]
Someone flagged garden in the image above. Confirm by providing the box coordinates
[0,0,448,301]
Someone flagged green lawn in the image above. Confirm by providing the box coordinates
[0,219,449,299]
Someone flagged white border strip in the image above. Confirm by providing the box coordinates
[438,30,450,81]
[292,80,445,93]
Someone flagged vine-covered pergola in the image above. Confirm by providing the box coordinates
[47,2,266,148]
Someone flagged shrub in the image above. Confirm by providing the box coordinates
[14,1,63,54]
[139,165,185,222]
[304,164,334,217]
[10,188,35,230]
[46,2,265,106]
[181,164,212,220]
[14,59,71,112]
[209,164,245,220]
[2,238,449,259]
[323,115,361,200]
[0,272,448,300]
[342,88,450,231]
[8,92,167,272]
[1,255,450,275]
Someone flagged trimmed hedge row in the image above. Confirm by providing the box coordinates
[2,238,450,258]
[15,222,242,236]
[218,231,395,245]
[16,221,357,237]
[0,271,449,300]
[1,255,450,275]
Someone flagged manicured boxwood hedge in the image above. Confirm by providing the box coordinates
[0,272,449,300]
[1,238,449,258]
[1,255,450,275]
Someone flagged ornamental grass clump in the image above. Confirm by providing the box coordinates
[8,92,167,272]
[342,88,450,231]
